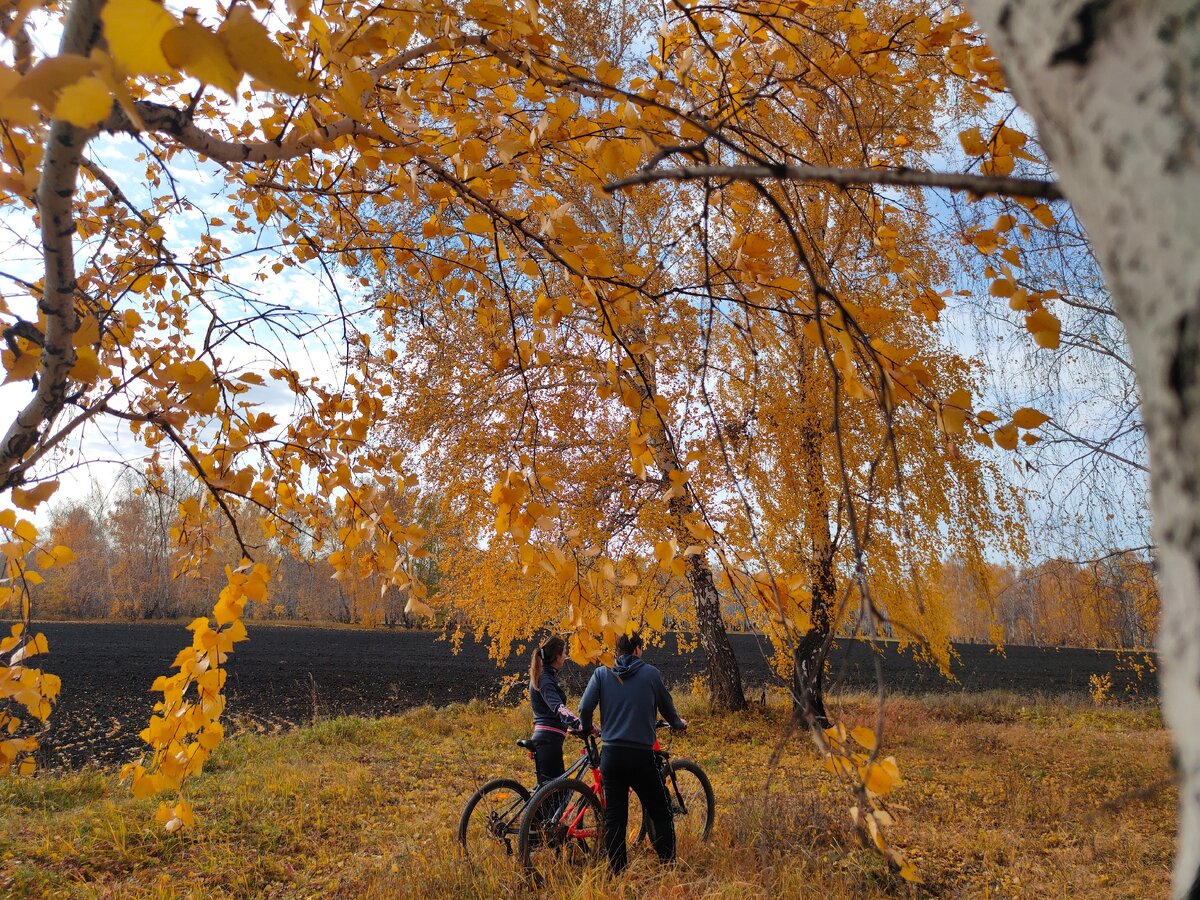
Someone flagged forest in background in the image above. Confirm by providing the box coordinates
[25,471,1157,652]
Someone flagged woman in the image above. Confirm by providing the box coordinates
[528,635,582,785]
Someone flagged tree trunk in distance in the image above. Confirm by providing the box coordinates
[793,544,834,728]
[682,546,749,711]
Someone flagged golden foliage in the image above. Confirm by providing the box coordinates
[0,0,1078,861]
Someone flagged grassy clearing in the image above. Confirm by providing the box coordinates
[0,690,1172,898]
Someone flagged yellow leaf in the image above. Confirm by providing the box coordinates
[993,422,1019,451]
[37,545,75,569]
[1025,308,1061,349]
[2,348,39,384]
[491,346,513,371]
[462,213,494,235]
[1030,203,1057,228]
[75,315,100,347]
[850,726,877,751]
[13,519,37,544]
[12,54,99,108]
[993,214,1017,233]
[644,607,664,631]
[862,762,895,795]
[12,480,59,511]
[0,64,38,125]
[52,75,111,127]
[988,278,1014,298]
[219,6,319,95]
[1012,407,1050,429]
[404,596,434,619]
[936,391,968,436]
[958,127,986,156]
[102,0,177,76]
[971,230,998,255]
[162,20,240,97]
[570,637,592,666]
[823,754,855,777]
[70,345,100,383]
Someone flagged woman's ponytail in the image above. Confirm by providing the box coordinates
[529,635,566,691]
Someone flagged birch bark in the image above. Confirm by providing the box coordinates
[967,2,1200,894]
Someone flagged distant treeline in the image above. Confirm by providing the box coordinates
[20,474,1157,650]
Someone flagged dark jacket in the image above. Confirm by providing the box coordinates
[530,666,581,735]
[578,654,684,750]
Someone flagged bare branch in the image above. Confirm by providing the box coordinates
[604,163,1065,201]
[131,101,388,164]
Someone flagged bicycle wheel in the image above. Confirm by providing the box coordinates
[517,776,604,876]
[458,778,531,864]
[639,759,715,855]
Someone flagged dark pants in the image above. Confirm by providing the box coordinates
[600,745,674,873]
[530,732,567,832]
[532,732,565,785]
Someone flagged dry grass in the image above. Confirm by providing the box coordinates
[0,690,1173,899]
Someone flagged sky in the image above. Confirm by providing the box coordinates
[0,129,363,520]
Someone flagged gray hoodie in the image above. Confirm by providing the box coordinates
[578,654,684,750]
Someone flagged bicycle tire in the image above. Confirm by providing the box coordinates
[458,778,531,859]
[639,759,715,848]
[517,776,604,874]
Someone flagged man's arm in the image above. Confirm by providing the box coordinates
[653,670,686,729]
[578,669,600,734]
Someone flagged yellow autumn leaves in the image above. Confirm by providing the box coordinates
[101,0,318,95]
[0,623,60,776]
[0,0,317,133]
[120,562,266,825]
[0,509,68,778]
[934,388,1050,450]
[822,722,918,883]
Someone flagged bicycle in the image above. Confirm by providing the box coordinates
[456,736,541,864]
[516,721,715,876]
[458,731,606,863]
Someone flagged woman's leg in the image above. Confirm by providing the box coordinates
[533,733,565,785]
[530,733,567,832]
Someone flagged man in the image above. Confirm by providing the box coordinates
[578,630,688,874]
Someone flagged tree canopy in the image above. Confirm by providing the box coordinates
[2,0,1179,886]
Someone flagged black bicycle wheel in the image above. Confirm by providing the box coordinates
[458,778,531,863]
[639,759,715,855]
[517,776,604,875]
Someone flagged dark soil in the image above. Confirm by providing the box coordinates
[12,622,1155,770]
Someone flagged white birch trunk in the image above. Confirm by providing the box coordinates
[967,2,1200,895]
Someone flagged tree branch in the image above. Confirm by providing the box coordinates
[129,101,387,164]
[603,163,1065,201]
[0,0,104,490]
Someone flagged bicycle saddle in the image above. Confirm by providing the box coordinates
[516,738,537,751]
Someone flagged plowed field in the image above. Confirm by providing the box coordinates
[20,622,1153,769]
